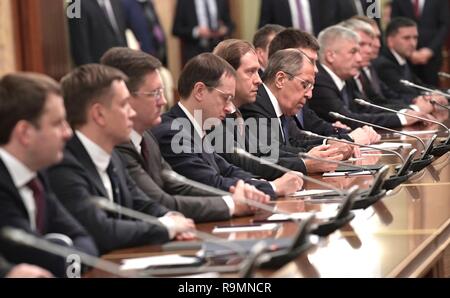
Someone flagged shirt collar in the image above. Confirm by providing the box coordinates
[390,49,407,66]
[321,63,346,91]
[0,148,36,189]
[178,102,205,138]
[75,131,111,172]
[263,83,283,118]
[129,129,143,153]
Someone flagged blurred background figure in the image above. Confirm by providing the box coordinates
[121,0,167,65]
[68,0,128,65]
[390,0,450,86]
[172,0,234,65]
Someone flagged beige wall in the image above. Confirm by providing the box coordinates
[0,0,17,76]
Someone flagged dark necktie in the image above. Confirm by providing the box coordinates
[280,115,290,145]
[356,74,367,98]
[296,109,305,129]
[106,162,121,204]
[295,0,306,30]
[140,138,150,171]
[413,0,420,18]
[402,63,413,81]
[27,177,46,233]
[340,85,350,106]
[368,67,383,95]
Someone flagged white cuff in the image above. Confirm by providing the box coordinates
[397,109,408,126]
[158,215,176,239]
[409,104,420,112]
[269,181,276,192]
[221,195,235,216]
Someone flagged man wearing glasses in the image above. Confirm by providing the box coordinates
[152,53,303,199]
[214,39,341,176]
[101,47,269,221]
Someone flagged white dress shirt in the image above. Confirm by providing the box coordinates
[177,103,236,215]
[76,131,178,238]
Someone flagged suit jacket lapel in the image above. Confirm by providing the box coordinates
[0,159,30,222]
[66,136,109,199]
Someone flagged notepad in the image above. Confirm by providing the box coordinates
[120,254,201,270]
[212,223,279,233]
[360,142,411,151]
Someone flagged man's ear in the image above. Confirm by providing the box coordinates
[90,103,107,127]
[325,49,335,64]
[12,120,35,146]
[274,71,287,89]
[192,82,207,102]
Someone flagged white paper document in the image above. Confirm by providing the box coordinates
[360,142,411,151]
[120,254,200,270]
[212,223,279,233]
[289,189,336,197]
[267,210,337,221]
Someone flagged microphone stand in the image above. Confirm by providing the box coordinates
[353,98,449,159]
[301,130,413,191]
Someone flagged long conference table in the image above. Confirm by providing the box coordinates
[87,114,450,278]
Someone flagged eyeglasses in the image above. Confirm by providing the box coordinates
[132,87,165,100]
[210,87,234,103]
[284,72,314,91]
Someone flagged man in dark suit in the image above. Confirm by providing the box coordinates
[373,17,448,105]
[0,73,98,277]
[239,48,351,172]
[340,18,434,114]
[153,53,303,198]
[309,25,422,129]
[391,0,450,85]
[68,0,128,65]
[121,0,167,65]
[100,47,267,222]
[258,0,338,36]
[214,39,349,175]
[172,0,234,65]
[48,64,195,254]
[267,28,381,145]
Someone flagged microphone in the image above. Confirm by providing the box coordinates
[0,227,134,278]
[353,98,450,157]
[329,111,426,151]
[163,168,354,237]
[400,79,450,99]
[94,196,314,272]
[301,130,413,190]
[234,147,386,209]
[438,72,450,79]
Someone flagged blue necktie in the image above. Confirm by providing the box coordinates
[280,115,290,145]
[296,109,305,129]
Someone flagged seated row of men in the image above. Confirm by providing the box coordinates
[0,16,446,277]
